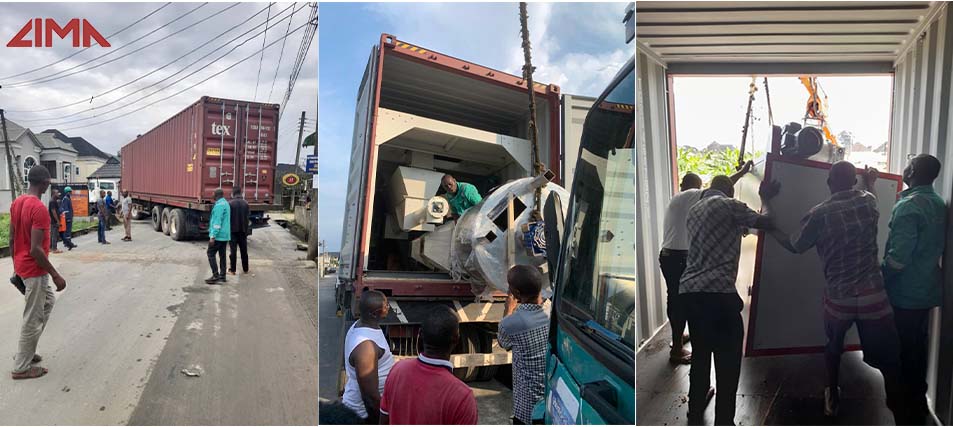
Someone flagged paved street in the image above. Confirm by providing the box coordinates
[0,218,318,425]
[317,274,512,424]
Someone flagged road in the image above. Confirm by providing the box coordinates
[317,274,513,424]
[0,218,318,425]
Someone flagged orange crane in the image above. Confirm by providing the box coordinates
[799,76,839,146]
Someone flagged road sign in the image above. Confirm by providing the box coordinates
[282,173,300,187]
[305,155,318,174]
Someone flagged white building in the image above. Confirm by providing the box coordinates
[0,120,78,212]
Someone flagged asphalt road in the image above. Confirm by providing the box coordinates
[0,218,318,425]
[317,274,513,424]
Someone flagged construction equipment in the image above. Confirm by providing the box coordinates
[799,76,839,146]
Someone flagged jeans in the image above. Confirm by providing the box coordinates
[62,219,74,247]
[894,307,931,415]
[50,224,59,250]
[97,217,107,242]
[13,275,55,373]
[683,292,744,426]
[659,249,688,346]
[229,232,249,273]
[207,240,227,277]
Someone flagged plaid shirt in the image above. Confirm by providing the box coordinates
[790,190,884,299]
[498,303,549,424]
[680,190,762,294]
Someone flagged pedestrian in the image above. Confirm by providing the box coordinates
[120,190,133,241]
[10,165,68,380]
[342,290,394,423]
[58,187,76,250]
[205,188,231,285]
[228,186,251,275]
[680,175,778,425]
[104,191,114,231]
[379,306,477,424]
[47,189,62,254]
[882,154,946,423]
[96,190,110,245]
[660,162,753,365]
[769,162,905,422]
[498,265,550,425]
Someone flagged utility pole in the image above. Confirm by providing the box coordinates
[291,111,306,210]
[0,109,22,200]
[306,108,319,263]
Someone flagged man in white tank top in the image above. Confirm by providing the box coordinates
[342,290,394,422]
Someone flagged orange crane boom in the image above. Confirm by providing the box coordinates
[799,76,839,146]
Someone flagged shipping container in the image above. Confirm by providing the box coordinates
[120,96,279,240]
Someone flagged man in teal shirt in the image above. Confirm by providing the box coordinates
[441,174,482,218]
[883,154,946,421]
[206,188,231,284]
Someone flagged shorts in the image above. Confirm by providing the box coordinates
[823,288,900,371]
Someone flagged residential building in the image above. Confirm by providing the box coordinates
[0,120,78,212]
[42,129,112,182]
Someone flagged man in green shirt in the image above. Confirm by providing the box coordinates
[206,188,231,285]
[883,154,946,421]
[441,174,482,218]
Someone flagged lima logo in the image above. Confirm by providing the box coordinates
[211,122,231,136]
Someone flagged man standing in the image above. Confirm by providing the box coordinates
[380,306,477,424]
[104,191,114,231]
[96,190,110,245]
[342,290,394,423]
[440,174,482,218]
[205,188,231,284]
[769,162,904,421]
[660,162,753,364]
[680,175,778,425]
[882,154,946,422]
[47,189,62,254]
[228,187,251,275]
[10,165,68,380]
[498,265,550,425]
[58,187,76,250]
[120,191,133,241]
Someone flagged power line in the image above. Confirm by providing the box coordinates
[253,3,273,102]
[3,3,211,87]
[267,3,297,103]
[12,3,304,127]
[55,19,312,132]
[6,3,279,115]
[278,3,317,121]
[0,3,173,81]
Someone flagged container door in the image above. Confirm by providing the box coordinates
[242,104,277,203]
[203,101,240,200]
[561,94,596,192]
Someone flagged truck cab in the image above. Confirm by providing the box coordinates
[88,178,119,211]
[539,57,635,424]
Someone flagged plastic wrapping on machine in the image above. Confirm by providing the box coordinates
[447,177,570,299]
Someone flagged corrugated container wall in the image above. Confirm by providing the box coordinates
[636,46,673,349]
[891,5,953,423]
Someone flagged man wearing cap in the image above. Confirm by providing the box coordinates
[58,187,77,250]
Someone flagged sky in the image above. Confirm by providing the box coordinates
[0,2,317,164]
[319,2,631,251]
[673,75,893,159]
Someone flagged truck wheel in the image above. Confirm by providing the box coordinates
[452,326,481,382]
[475,331,499,382]
[169,209,187,241]
[131,205,142,221]
[161,208,172,235]
[151,206,163,231]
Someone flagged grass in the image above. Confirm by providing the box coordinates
[0,213,99,249]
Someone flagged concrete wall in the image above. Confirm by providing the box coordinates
[891,4,953,422]
[294,206,312,235]
[73,157,106,183]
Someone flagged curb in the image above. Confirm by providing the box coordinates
[0,224,99,259]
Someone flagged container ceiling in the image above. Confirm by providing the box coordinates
[637,1,937,64]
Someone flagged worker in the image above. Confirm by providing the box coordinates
[47,189,61,254]
[379,306,477,424]
[120,191,133,241]
[228,187,251,275]
[104,191,114,231]
[205,188,231,285]
[96,191,110,245]
[342,290,394,423]
[58,187,76,250]
[679,174,778,426]
[882,154,946,423]
[440,174,482,218]
[498,265,550,425]
[660,162,753,364]
[10,165,68,380]
[768,162,904,421]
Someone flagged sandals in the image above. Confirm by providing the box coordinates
[12,366,48,380]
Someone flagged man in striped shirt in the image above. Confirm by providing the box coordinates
[770,161,904,421]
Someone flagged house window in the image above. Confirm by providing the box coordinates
[22,157,36,185]
[63,163,72,182]
[42,161,57,179]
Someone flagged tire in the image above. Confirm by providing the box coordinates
[452,325,481,382]
[161,208,172,235]
[170,209,187,241]
[475,330,499,382]
[131,204,143,221]
[151,206,163,231]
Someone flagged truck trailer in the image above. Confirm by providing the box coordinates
[120,96,278,241]
[336,33,592,383]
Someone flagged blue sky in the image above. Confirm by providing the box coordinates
[319,2,631,251]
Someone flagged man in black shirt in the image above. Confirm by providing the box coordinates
[48,189,62,254]
[228,186,251,275]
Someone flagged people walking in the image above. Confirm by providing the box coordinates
[205,188,231,285]
[228,187,251,275]
[47,189,62,254]
[120,191,133,241]
[58,187,76,250]
[96,191,110,245]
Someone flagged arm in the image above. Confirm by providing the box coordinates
[466,185,483,206]
[9,215,14,257]
[30,228,66,291]
[883,207,918,274]
[350,341,382,424]
[729,160,754,184]
[497,318,514,351]
[862,166,878,194]
[209,205,221,242]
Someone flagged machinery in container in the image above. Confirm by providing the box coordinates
[120,96,279,241]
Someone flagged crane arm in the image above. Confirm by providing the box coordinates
[799,76,839,146]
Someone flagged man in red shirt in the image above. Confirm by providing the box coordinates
[379,306,478,424]
[9,165,67,380]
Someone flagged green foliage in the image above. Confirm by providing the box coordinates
[0,214,96,249]
[677,146,763,183]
